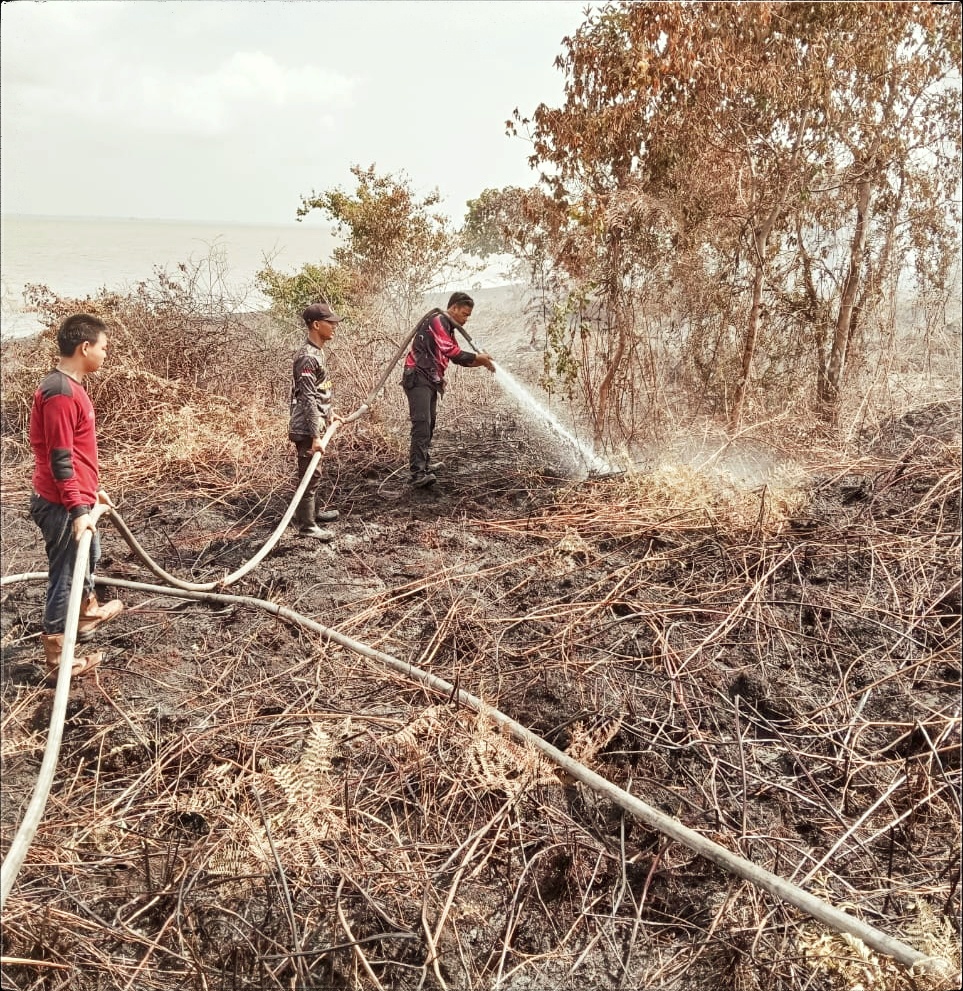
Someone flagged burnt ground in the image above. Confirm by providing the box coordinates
[1,393,961,991]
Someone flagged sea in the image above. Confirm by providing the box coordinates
[0,214,520,341]
[0,213,342,340]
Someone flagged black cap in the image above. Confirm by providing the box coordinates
[303,302,342,325]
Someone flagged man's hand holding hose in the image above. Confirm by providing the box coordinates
[473,352,496,373]
[309,413,344,454]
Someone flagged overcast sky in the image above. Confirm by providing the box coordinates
[1,0,594,226]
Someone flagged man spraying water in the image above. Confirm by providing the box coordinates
[439,302,616,479]
[400,292,495,488]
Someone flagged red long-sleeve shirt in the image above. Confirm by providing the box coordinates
[29,369,99,517]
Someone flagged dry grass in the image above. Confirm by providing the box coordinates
[1,287,959,990]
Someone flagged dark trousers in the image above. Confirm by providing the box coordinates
[291,437,324,501]
[404,381,438,476]
[29,493,99,635]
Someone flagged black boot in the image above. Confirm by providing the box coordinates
[411,471,437,488]
[294,495,334,540]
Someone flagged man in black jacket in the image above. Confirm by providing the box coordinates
[401,292,495,487]
[289,302,343,539]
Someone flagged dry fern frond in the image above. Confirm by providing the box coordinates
[566,716,621,764]
[795,907,961,991]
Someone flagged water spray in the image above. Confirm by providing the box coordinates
[451,319,619,478]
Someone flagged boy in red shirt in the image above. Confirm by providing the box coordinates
[29,313,123,676]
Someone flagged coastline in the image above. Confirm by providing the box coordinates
[0,213,341,341]
[0,214,521,342]
[1,283,529,345]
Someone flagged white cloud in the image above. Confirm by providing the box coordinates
[0,0,595,223]
[9,49,354,136]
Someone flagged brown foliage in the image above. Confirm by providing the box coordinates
[506,1,961,437]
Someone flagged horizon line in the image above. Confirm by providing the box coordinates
[1,211,337,229]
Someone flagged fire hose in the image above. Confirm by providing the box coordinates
[0,503,108,908]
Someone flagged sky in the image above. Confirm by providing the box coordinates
[0,0,595,227]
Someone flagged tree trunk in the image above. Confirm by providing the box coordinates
[730,237,766,430]
[593,237,628,440]
[729,105,811,431]
[819,170,872,416]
